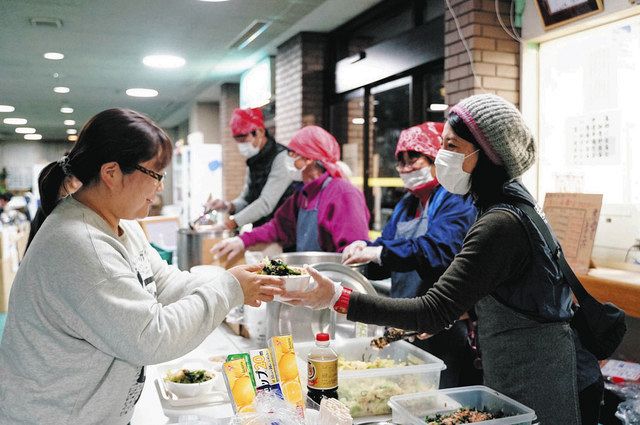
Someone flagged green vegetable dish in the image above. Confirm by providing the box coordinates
[165,368,214,384]
[426,407,504,424]
[260,258,303,276]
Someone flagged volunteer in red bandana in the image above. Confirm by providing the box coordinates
[342,122,479,388]
[206,107,296,229]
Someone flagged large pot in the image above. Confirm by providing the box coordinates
[176,227,233,271]
[275,251,368,275]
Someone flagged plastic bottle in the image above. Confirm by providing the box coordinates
[307,332,338,405]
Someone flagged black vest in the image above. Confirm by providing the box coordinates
[244,135,296,226]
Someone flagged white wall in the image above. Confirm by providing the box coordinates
[0,140,69,191]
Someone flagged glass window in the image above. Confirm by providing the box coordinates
[370,77,411,230]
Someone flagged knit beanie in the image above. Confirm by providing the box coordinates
[449,94,535,179]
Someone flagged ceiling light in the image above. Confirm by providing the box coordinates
[428,103,449,112]
[351,118,365,125]
[44,52,64,60]
[228,20,271,50]
[64,119,75,125]
[3,118,27,125]
[60,107,74,113]
[126,88,158,98]
[54,86,70,94]
[15,127,36,134]
[68,135,78,142]
[0,105,15,113]
[24,134,43,141]
[66,129,77,135]
[143,55,186,69]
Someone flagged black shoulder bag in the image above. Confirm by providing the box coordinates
[513,201,627,360]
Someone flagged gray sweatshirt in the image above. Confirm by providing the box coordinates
[0,196,243,425]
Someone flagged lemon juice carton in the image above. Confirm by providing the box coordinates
[249,348,284,399]
[269,335,305,417]
[222,355,256,413]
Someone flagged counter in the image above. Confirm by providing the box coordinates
[131,323,259,425]
[579,267,640,319]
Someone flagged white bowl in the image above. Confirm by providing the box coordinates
[275,273,311,302]
[164,376,216,399]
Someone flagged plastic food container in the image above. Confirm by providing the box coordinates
[388,385,536,425]
[295,337,445,418]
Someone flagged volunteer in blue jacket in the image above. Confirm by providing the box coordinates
[342,121,479,387]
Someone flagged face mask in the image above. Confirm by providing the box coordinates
[285,155,303,181]
[435,149,479,195]
[399,166,433,190]
[237,141,260,158]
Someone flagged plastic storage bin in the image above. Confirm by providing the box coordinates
[388,385,536,425]
[295,337,445,418]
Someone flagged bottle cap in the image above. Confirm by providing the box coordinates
[316,332,330,342]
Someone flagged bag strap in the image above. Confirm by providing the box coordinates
[511,201,594,303]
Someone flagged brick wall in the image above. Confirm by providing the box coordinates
[444,0,520,107]
[275,32,328,145]
[219,83,245,201]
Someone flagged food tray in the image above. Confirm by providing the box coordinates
[295,337,445,418]
[154,378,228,407]
[388,385,536,425]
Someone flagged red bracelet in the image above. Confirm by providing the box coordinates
[333,287,352,314]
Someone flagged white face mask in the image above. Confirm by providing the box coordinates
[285,155,303,181]
[435,149,479,195]
[236,141,260,158]
[399,166,433,190]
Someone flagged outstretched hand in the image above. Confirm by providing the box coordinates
[228,264,284,307]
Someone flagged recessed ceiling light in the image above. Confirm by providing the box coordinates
[3,118,27,125]
[143,55,186,69]
[54,86,70,94]
[44,52,64,60]
[15,127,36,134]
[66,129,77,135]
[0,105,15,113]
[67,135,78,142]
[24,134,43,141]
[126,88,158,98]
[428,103,449,112]
[60,107,74,113]
[64,119,75,125]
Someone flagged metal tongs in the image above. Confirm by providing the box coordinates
[188,208,215,230]
[370,328,419,349]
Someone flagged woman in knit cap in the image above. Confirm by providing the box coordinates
[287,94,602,425]
[211,125,370,258]
[204,107,296,230]
[341,121,480,388]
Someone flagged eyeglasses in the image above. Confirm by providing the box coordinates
[134,164,165,184]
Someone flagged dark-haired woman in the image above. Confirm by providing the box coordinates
[341,122,480,388]
[287,94,602,424]
[0,108,284,425]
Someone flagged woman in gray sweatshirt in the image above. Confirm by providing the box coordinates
[0,108,284,425]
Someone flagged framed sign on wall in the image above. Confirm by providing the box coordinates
[535,0,604,30]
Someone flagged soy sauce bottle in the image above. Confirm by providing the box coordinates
[307,332,338,404]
